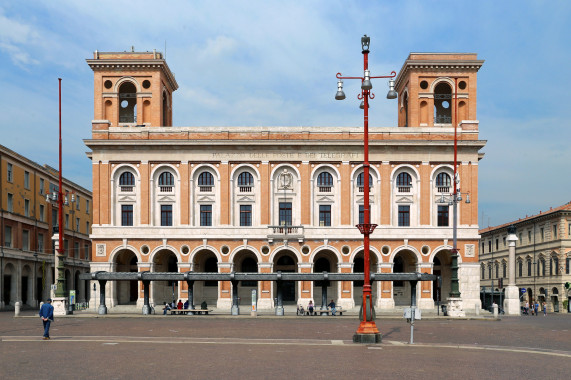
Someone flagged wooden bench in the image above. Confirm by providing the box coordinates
[303,308,344,316]
[169,309,211,315]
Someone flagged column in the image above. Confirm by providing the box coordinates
[377,263,395,309]
[504,226,520,315]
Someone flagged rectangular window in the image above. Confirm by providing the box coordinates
[481,242,485,254]
[84,244,90,260]
[567,258,570,275]
[86,222,90,234]
[240,205,252,227]
[38,233,44,252]
[75,217,80,231]
[74,242,80,258]
[7,163,13,182]
[495,264,499,278]
[65,214,69,229]
[64,240,69,256]
[519,233,522,245]
[518,261,523,277]
[52,209,58,229]
[76,195,80,211]
[528,260,532,276]
[122,205,134,226]
[488,241,492,252]
[279,202,292,226]
[22,230,30,251]
[40,178,45,195]
[495,239,499,250]
[86,200,90,214]
[540,228,544,242]
[199,205,212,227]
[7,193,13,212]
[24,199,30,217]
[319,205,331,227]
[503,237,506,247]
[398,205,410,227]
[359,205,364,225]
[24,171,30,189]
[161,205,173,226]
[502,263,506,278]
[553,225,557,239]
[437,205,449,227]
[39,204,45,222]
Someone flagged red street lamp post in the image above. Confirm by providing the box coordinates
[335,35,397,343]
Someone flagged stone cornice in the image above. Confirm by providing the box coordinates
[86,59,179,91]
[395,59,484,90]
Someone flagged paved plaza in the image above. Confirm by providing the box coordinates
[1,310,570,379]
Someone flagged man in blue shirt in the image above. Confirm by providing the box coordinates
[328,299,337,316]
[39,299,54,340]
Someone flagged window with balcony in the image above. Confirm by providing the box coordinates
[158,172,174,193]
[161,205,173,226]
[119,172,135,192]
[279,202,292,226]
[317,172,333,193]
[434,82,452,124]
[319,205,331,226]
[238,172,254,193]
[198,172,214,192]
[240,205,252,226]
[435,172,451,193]
[121,205,133,226]
[398,205,410,227]
[396,172,412,193]
[437,205,449,227]
[200,205,212,226]
[357,172,372,193]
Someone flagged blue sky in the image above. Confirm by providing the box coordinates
[1,1,569,228]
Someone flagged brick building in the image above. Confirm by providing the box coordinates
[479,202,571,313]
[0,145,92,309]
[85,51,485,312]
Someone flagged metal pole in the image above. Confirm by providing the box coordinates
[449,77,460,299]
[55,78,66,298]
[98,280,107,314]
[410,280,418,344]
[186,280,194,315]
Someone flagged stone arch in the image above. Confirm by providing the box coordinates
[391,248,419,306]
[112,247,140,305]
[191,163,221,180]
[310,164,341,180]
[3,262,17,306]
[149,245,181,265]
[429,245,463,264]
[309,245,343,264]
[228,246,261,264]
[114,77,141,93]
[272,248,300,304]
[311,248,339,307]
[230,163,261,180]
[191,247,219,306]
[270,164,301,179]
[109,245,141,264]
[151,247,180,306]
[269,245,302,264]
[429,77,455,93]
[189,245,222,264]
[351,247,380,306]
[111,163,141,180]
[349,245,382,264]
[150,163,180,180]
[390,245,423,264]
[390,164,420,182]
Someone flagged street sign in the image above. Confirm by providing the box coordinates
[403,307,421,320]
[521,288,526,293]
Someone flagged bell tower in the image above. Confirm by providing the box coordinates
[394,53,484,127]
[87,49,179,135]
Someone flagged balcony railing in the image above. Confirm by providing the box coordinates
[434,115,452,124]
[267,225,304,243]
[358,186,372,193]
[239,186,252,193]
[398,186,411,193]
[119,115,136,123]
[199,186,213,192]
[437,186,449,193]
[318,186,331,193]
[120,186,134,192]
[159,186,173,193]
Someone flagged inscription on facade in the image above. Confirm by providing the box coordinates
[211,152,359,160]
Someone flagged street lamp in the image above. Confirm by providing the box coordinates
[335,35,396,343]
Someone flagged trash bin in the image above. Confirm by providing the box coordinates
[441,304,447,316]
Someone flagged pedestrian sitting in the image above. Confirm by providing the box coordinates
[163,302,171,315]
[183,300,189,309]
[297,304,304,315]
[308,300,314,315]
[328,299,336,316]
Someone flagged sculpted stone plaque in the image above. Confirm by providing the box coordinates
[96,244,106,257]
[464,244,475,257]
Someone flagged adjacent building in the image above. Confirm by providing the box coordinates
[0,145,92,309]
[85,51,485,312]
[479,202,571,313]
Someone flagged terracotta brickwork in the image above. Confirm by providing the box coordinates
[86,51,485,311]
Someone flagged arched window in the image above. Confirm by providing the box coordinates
[317,172,333,192]
[119,82,137,123]
[357,172,373,192]
[481,264,485,279]
[434,82,452,124]
[119,172,135,191]
[238,172,253,192]
[396,172,412,192]
[518,260,523,277]
[198,172,214,192]
[158,172,174,192]
[435,173,451,192]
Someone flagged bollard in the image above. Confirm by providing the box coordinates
[15,301,21,317]
[475,304,480,316]
[492,303,498,318]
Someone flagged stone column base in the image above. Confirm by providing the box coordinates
[446,297,465,317]
[217,298,232,310]
[377,297,395,310]
[52,297,69,316]
[257,298,273,311]
[503,285,521,315]
[339,298,355,311]
[418,298,435,310]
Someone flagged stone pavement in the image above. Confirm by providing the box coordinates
[1,310,570,379]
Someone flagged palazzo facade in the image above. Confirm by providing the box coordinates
[85,51,485,311]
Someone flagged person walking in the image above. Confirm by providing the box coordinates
[39,299,54,340]
[534,301,539,316]
[542,302,547,316]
